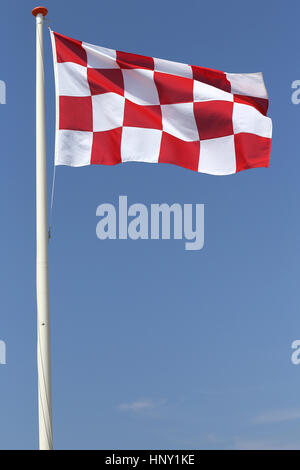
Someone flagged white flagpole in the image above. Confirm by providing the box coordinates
[32,6,53,450]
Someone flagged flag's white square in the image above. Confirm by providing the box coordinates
[154,57,193,79]
[233,102,272,138]
[122,69,160,105]
[226,72,267,98]
[92,93,125,132]
[198,135,236,175]
[57,62,90,97]
[161,102,199,141]
[193,80,233,103]
[83,42,119,69]
[121,127,162,162]
[56,130,92,166]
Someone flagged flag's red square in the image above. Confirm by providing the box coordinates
[234,94,269,116]
[91,128,122,165]
[159,132,200,171]
[59,96,93,132]
[191,65,230,93]
[87,68,124,96]
[116,50,154,70]
[54,32,87,67]
[123,100,162,130]
[154,72,194,105]
[194,100,233,140]
[234,133,271,172]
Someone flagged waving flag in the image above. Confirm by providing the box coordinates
[50,31,272,175]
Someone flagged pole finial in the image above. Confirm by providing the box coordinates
[32,6,48,17]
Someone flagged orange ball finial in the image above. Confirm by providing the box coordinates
[32,6,48,17]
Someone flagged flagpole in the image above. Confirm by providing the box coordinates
[32,6,53,450]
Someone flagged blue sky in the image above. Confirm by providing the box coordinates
[0,0,300,450]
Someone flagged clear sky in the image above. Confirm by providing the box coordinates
[0,0,300,450]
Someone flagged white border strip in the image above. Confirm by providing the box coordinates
[49,29,60,165]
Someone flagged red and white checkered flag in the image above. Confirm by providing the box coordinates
[50,31,272,175]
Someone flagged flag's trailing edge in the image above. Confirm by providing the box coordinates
[50,30,272,175]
